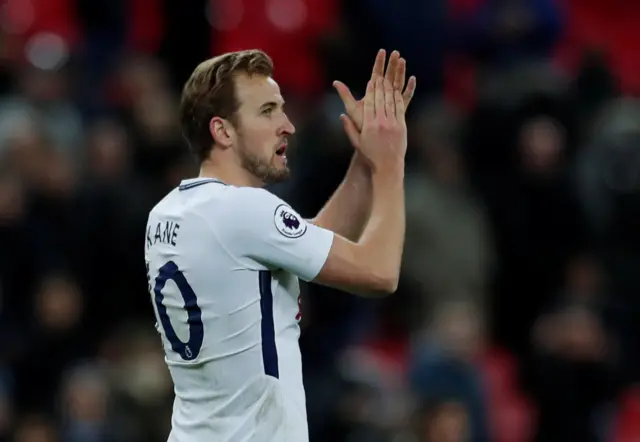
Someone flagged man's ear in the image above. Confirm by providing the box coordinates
[210,117,234,149]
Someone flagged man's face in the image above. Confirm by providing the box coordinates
[231,73,295,184]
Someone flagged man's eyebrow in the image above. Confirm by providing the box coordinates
[260,100,285,110]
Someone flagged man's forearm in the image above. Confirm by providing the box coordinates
[356,161,405,290]
[310,154,371,241]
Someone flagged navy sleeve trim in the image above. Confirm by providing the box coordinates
[178,179,227,191]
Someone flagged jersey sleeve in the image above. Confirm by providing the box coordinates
[215,187,334,282]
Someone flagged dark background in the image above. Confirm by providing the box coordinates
[0,0,639,441]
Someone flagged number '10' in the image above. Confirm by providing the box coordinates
[147,260,204,361]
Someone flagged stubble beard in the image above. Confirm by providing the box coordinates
[237,140,290,185]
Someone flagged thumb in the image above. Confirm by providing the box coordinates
[333,81,357,111]
[340,114,360,149]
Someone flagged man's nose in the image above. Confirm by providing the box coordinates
[281,114,295,135]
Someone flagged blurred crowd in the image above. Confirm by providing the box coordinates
[1,0,640,441]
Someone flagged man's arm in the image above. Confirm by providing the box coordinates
[310,154,370,241]
[315,160,404,294]
[311,50,415,241]
[311,77,407,295]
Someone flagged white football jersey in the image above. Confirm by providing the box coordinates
[144,177,334,442]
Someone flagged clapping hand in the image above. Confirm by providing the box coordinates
[334,49,416,149]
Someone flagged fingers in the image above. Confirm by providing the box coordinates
[402,75,417,108]
[394,88,406,122]
[374,77,385,118]
[340,114,360,148]
[393,58,406,92]
[366,50,415,121]
[333,80,356,112]
[363,80,375,122]
[372,49,385,79]
[385,50,400,84]
[384,78,394,118]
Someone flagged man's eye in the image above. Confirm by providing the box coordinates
[262,108,273,116]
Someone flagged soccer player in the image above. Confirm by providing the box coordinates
[145,49,416,442]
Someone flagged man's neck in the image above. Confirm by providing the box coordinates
[199,159,263,188]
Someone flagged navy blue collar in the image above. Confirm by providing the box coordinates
[178,178,227,191]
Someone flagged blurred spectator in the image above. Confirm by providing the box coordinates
[570,50,619,131]
[403,100,494,320]
[85,119,131,183]
[59,364,114,442]
[13,414,59,442]
[529,253,623,442]
[410,301,490,442]
[555,0,640,95]
[576,99,640,380]
[105,325,173,442]
[470,92,588,357]
[332,293,416,442]
[459,0,563,67]
[0,170,25,226]
[411,396,470,442]
[12,274,92,413]
[0,64,82,157]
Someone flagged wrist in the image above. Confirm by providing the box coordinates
[351,152,370,173]
[371,159,405,180]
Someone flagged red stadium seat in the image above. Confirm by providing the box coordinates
[481,347,536,442]
[610,386,640,442]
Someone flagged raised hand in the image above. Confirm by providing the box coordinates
[334,49,416,147]
[355,76,407,171]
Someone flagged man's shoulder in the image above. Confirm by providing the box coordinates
[229,186,280,203]
[216,187,285,217]
[177,186,284,233]
[147,183,271,216]
[148,185,290,236]
[208,187,306,243]
[148,187,180,218]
